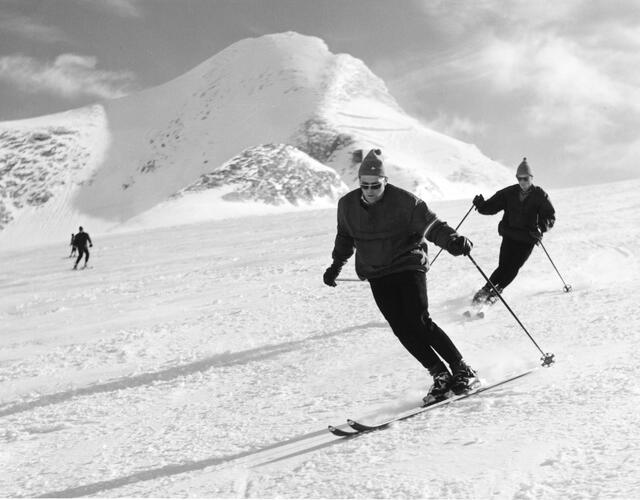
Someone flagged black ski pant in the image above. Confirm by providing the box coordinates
[75,247,89,267]
[369,270,462,375]
[488,237,535,290]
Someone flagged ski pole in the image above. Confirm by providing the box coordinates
[430,203,475,266]
[336,278,364,282]
[538,240,572,292]
[467,254,555,367]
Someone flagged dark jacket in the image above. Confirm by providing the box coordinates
[73,231,92,249]
[477,184,555,244]
[331,184,457,279]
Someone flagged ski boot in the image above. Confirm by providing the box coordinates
[484,285,503,305]
[471,284,491,305]
[450,360,480,395]
[423,371,452,405]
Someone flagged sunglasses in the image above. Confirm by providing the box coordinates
[517,177,531,181]
[360,182,383,191]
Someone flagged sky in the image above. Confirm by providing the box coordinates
[0,0,639,187]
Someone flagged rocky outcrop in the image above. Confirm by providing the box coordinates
[177,143,346,205]
[292,118,354,163]
[0,128,91,229]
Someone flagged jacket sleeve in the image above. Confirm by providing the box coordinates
[331,202,354,268]
[537,190,556,232]
[477,189,506,215]
[416,201,456,249]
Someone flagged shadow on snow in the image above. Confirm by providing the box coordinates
[0,321,387,418]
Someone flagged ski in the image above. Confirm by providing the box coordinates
[328,425,360,437]
[347,419,377,432]
[328,368,536,437]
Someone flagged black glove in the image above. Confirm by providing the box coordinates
[447,235,473,256]
[323,263,341,287]
[539,219,553,233]
[472,194,485,209]
[529,229,542,245]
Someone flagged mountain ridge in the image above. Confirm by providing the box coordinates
[0,31,511,249]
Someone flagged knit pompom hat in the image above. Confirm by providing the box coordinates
[358,149,386,177]
[516,157,533,177]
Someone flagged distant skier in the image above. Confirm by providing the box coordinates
[323,148,479,402]
[471,157,556,304]
[69,233,77,257]
[72,226,93,270]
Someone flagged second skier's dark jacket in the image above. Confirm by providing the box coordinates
[477,184,555,244]
[330,184,458,280]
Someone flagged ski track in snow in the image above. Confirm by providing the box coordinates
[1,180,640,498]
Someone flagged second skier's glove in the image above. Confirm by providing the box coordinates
[472,194,485,209]
[539,218,554,233]
[447,235,473,256]
[529,229,543,245]
[323,262,342,287]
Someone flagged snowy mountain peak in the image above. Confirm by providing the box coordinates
[0,31,511,248]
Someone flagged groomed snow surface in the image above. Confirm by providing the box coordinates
[1,179,639,498]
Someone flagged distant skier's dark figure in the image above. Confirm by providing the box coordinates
[471,158,556,304]
[73,226,93,269]
[69,233,77,257]
[323,149,478,402]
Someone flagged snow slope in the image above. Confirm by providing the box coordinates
[0,32,511,249]
[1,178,638,498]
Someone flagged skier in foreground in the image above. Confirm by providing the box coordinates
[471,157,556,304]
[72,226,93,270]
[323,149,479,402]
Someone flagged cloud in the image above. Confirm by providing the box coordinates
[424,112,488,140]
[0,13,72,43]
[75,0,143,18]
[0,53,137,100]
[392,0,640,182]
[477,34,627,136]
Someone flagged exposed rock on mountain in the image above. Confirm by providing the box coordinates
[176,143,347,205]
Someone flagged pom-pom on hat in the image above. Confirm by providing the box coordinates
[358,149,386,177]
[516,157,533,177]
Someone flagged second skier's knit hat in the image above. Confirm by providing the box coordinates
[516,157,533,177]
[358,149,386,177]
